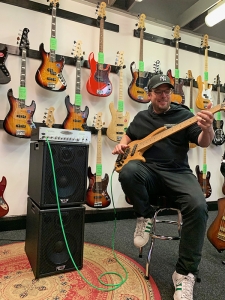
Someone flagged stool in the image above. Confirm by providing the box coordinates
[139,196,183,280]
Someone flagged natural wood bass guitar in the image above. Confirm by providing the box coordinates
[115,103,225,173]
[35,0,66,92]
[0,176,9,218]
[207,197,225,252]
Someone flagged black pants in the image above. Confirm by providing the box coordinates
[119,160,208,276]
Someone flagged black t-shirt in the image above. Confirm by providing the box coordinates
[126,103,202,172]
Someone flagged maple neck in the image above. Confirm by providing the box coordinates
[174,40,179,87]
[96,129,102,183]
[50,6,57,62]
[139,29,144,77]
[75,58,81,95]
[20,49,26,88]
[98,18,105,71]
[118,68,124,110]
[189,78,193,108]
[204,48,208,88]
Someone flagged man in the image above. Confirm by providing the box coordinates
[112,74,214,300]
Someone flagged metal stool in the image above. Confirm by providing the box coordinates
[139,196,183,280]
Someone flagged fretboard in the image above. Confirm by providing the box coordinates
[20,49,26,88]
[98,18,104,71]
[50,6,57,62]
[174,40,179,87]
[96,129,102,183]
[75,58,81,95]
[204,48,208,89]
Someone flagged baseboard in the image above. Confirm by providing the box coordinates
[0,201,218,232]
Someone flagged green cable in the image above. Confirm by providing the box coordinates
[46,139,128,291]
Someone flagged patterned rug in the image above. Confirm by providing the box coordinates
[0,242,161,300]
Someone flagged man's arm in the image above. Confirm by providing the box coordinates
[196,103,214,147]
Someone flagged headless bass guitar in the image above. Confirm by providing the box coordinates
[86,2,112,97]
[167,25,185,104]
[107,51,130,142]
[0,176,9,218]
[212,74,225,146]
[86,113,111,208]
[63,41,89,131]
[187,70,197,148]
[3,28,36,138]
[128,13,150,103]
[115,103,225,173]
[0,46,11,84]
[35,0,66,92]
[195,34,212,109]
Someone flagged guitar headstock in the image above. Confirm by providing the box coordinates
[43,107,55,128]
[96,2,106,20]
[201,34,209,49]
[115,51,125,70]
[48,0,59,8]
[187,70,194,80]
[93,112,104,130]
[172,25,181,41]
[17,28,30,50]
[136,13,146,31]
[153,60,162,74]
[71,40,84,61]
[215,74,221,87]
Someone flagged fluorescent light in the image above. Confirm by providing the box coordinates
[135,0,143,2]
[205,1,225,27]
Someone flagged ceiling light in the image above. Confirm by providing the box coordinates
[205,1,225,27]
[135,0,143,2]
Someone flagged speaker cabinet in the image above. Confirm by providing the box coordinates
[25,197,85,279]
[28,141,89,208]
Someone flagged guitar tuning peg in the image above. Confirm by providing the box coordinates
[135,23,138,26]
[123,65,126,69]
[74,40,76,44]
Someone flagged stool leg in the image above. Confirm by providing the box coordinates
[145,235,155,279]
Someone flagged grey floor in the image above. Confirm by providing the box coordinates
[0,210,224,300]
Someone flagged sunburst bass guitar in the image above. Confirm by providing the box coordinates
[115,103,225,172]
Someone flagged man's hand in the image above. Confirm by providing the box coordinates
[196,102,214,132]
[112,144,129,155]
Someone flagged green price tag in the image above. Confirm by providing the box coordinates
[204,71,208,81]
[98,52,104,64]
[139,61,144,72]
[203,164,207,174]
[118,100,124,112]
[175,69,179,78]
[19,87,26,100]
[50,37,57,50]
[190,108,194,113]
[96,164,102,176]
[217,111,221,120]
[75,94,82,106]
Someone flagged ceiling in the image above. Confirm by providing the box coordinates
[76,0,225,44]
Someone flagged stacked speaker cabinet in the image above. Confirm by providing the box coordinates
[25,140,88,279]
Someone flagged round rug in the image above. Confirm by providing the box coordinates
[0,242,161,300]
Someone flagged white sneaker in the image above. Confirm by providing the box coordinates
[172,271,195,300]
[134,217,153,248]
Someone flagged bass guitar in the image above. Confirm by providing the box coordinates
[187,70,197,148]
[43,106,55,128]
[195,148,212,198]
[128,13,150,103]
[0,176,9,218]
[167,25,185,104]
[3,28,36,138]
[35,0,67,92]
[107,51,130,142]
[86,2,112,97]
[86,112,111,208]
[63,41,89,131]
[0,46,11,84]
[195,34,212,109]
[114,103,225,173]
[212,74,225,146]
[207,197,225,252]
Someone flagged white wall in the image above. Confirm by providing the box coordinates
[0,0,225,217]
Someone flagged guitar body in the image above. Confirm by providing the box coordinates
[63,95,89,131]
[0,176,9,218]
[86,52,112,97]
[189,142,197,148]
[35,43,66,92]
[0,46,11,84]
[207,197,225,252]
[3,89,36,138]
[196,75,212,109]
[212,119,225,146]
[167,69,184,104]
[128,63,150,103]
[86,167,111,208]
[106,102,130,142]
[195,165,212,198]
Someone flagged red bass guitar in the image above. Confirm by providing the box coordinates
[0,176,9,218]
[86,2,112,97]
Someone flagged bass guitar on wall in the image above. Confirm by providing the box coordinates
[128,13,150,103]
[167,25,185,104]
[86,113,111,208]
[86,2,112,97]
[0,46,11,84]
[3,28,36,139]
[0,176,9,218]
[63,40,89,131]
[212,74,225,146]
[35,0,66,92]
